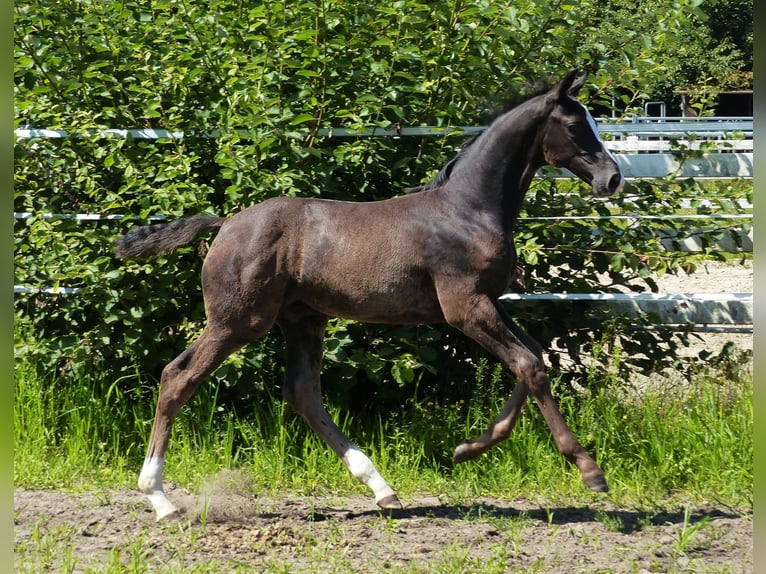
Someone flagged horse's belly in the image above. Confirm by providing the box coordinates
[296,263,445,324]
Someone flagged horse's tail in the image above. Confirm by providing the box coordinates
[114,215,225,261]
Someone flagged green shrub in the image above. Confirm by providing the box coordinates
[14,0,751,414]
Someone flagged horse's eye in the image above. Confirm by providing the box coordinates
[567,123,580,135]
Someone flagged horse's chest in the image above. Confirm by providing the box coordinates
[433,227,516,292]
[476,238,517,288]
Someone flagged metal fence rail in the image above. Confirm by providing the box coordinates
[16,119,754,180]
[13,117,754,141]
[499,292,753,329]
[14,119,753,331]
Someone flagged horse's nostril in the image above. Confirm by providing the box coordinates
[608,173,623,194]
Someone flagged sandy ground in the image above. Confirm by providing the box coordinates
[14,478,753,573]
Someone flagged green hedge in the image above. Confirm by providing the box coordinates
[14,0,751,413]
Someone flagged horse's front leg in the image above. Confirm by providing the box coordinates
[278,313,402,510]
[441,291,608,492]
[453,312,539,462]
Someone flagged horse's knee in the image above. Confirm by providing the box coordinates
[515,354,548,394]
[492,419,514,442]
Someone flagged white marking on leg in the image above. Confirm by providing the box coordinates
[138,457,179,520]
[343,445,397,504]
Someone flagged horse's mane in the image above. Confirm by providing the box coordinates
[404,133,480,193]
[405,78,557,194]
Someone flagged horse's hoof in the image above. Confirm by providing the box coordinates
[453,441,479,464]
[377,494,403,511]
[146,491,182,522]
[157,508,184,522]
[583,473,609,493]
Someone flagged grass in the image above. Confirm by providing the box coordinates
[14,352,752,506]
[14,351,752,573]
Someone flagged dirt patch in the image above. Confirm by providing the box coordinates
[15,473,752,573]
[652,259,752,295]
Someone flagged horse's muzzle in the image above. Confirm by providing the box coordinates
[604,172,625,197]
[565,153,625,198]
[592,167,625,198]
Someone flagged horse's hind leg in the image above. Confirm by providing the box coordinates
[138,326,245,520]
[278,312,402,510]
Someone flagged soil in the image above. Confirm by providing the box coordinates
[14,262,753,572]
[14,477,753,573]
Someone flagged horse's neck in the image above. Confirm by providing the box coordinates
[447,103,546,232]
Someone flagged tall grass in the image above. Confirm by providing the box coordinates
[559,371,753,505]
[14,351,752,508]
[14,363,144,489]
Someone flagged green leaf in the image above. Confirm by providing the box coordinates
[289,113,316,126]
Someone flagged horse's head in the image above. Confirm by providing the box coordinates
[541,71,624,198]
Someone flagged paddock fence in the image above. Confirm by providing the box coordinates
[14,117,753,333]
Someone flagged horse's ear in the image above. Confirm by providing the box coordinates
[569,73,588,97]
[548,70,580,102]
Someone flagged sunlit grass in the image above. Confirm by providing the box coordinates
[14,350,752,510]
[14,354,752,574]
